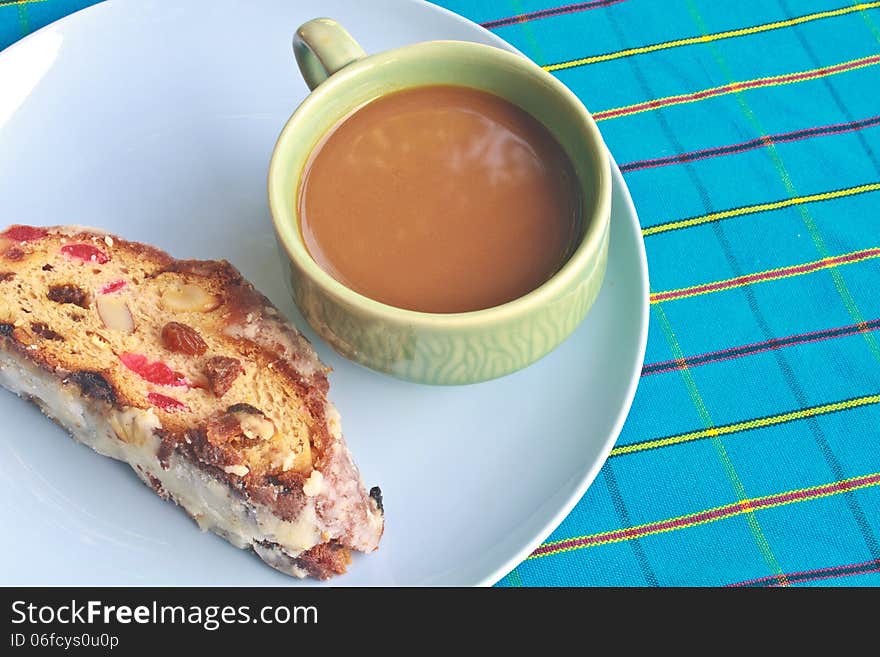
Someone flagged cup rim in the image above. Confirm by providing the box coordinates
[268,39,611,328]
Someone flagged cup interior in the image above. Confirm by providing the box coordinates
[269,40,610,320]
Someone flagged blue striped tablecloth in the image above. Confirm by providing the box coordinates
[3,0,879,587]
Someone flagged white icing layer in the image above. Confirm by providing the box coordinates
[0,346,326,577]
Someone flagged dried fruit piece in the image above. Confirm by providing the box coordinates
[226,403,262,415]
[369,487,384,512]
[206,412,242,446]
[2,225,48,242]
[96,295,134,333]
[205,406,275,446]
[161,322,208,356]
[203,356,242,397]
[65,371,116,404]
[120,353,188,387]
[160,282,220,313]
[147,392,188,412]
[47,284,88,308]
[61,243,110,264]
[99,279,126,295]
[31,323,64,341]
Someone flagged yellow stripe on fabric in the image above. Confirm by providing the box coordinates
[651,305,788,584]
[505,0,547,71]
[503,568,524,587]
[649,247,880,304]
[643,182,880,236]
[0,0,48,7]
[544,2,880,72]
[15,0,28,40]
[611,394,880,457]
[854,0,880,42]
[531,471,880,558]
[593,53,880,122]
[684,1,880,363]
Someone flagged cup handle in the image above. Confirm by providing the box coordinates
[294,18,366,90]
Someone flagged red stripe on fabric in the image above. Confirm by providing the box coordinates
[531,504,754,555]
[750,474,880,510]
[642,319,880,375]
[651,249,880,303]
[481,0,626,29]
[593,55,880,121]
[728,559,880,587]
[781,567,880,585]
[531,473,880,557]
[620,115,880,172]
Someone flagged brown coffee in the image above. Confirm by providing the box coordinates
[298,85,580,313]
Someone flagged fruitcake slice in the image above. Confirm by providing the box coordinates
[0,225,383,579]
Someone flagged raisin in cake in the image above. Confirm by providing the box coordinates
[0,225,383,579]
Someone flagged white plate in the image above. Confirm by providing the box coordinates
[0,0,648,586]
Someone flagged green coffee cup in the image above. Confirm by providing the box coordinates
[268,18,611,385]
